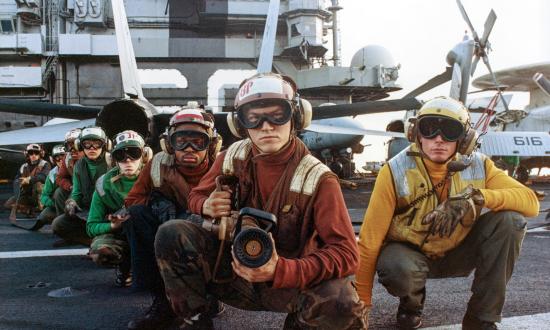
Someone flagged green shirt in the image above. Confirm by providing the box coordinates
[86,167,137,237]
[40,167,58,208]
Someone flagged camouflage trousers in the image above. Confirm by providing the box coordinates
[51,211,92,246]
[4,182,44,214]
[90,233,130,267]
[155,220,368,329]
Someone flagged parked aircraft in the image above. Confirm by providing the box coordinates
[381,0,550,172]
[0,0,418,179]
[472,64,550,181]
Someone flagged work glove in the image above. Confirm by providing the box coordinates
[64,199,81,217]
[421,185,484,238]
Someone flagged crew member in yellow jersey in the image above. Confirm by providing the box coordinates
[356,96,539,330]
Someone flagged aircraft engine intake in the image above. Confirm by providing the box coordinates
[96,99,158,148]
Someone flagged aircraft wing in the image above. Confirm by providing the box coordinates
[0,119,95,146]
[306,123,405,138]
[479,131,550,157]
[0,98,100,119]
[311,98,421,119]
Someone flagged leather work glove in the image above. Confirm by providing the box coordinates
[421,185,484,238]
[64,199,82,217]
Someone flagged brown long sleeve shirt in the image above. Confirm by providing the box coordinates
[189,142,359,289]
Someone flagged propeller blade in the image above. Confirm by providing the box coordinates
[456,0,479,41]
[306,123,405,138]
[533,72,550,98]
[482,55,510,112]
[404,67,453,98]
[470,55,480,76]
[311,98,422,120]
[480,9,497,46]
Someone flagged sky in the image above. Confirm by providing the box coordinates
[337,0,550,164]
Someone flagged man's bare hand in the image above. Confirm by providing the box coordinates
[19,176,31,185]
[202,189,232,218]
[108,213,130,230]
[231,233,278,283]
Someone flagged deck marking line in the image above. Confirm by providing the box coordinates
[0,248,89,259]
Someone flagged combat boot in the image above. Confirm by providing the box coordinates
[462,312,498,330]
[396,307,422,329]
[127,293,175,330]
[115,266,132,288]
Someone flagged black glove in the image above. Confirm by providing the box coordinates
[421,185,484,238]
[64,199,81,217]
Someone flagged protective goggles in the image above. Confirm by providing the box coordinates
[27,150,40,156]
[81,140,105,150]
[53,155,64,162]
[237,102,292,129]
[169,130,210,151]
[417,116,465,142]
[112,147,142,162]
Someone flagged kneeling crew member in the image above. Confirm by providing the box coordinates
[87,131,150,287]
[5,144,51,216]
[155,73,368,329]
[355,96,539,330]
[124,103,221,330]
[52,127,111,247]
[31,145,66,231]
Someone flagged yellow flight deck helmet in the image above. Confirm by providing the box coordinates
[407,96,478,156]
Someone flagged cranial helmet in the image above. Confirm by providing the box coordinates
[406,96,478,156]
[227,72,312,138]
[51,145,66,157]
[75,126,112,151]
[49,144,66,164]
[110,130,152,164]
[161,101,221,162]
[25,143,43,156]
[113,130,145,152]
[64,128,82,143]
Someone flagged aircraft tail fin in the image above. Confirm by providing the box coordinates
[257,0,280,73]
[111,0,145,100]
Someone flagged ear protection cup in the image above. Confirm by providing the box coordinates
[457,126,479,156]
[142,146,154,163]
[74,138,81,152]
[227,112,245,138]
[104,152,114,168]
[406,117,417,143]
[159,131,173,154]
[207,135,223,164]
[298,98,312,130]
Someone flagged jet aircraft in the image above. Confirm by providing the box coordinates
[0,0,419,179]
